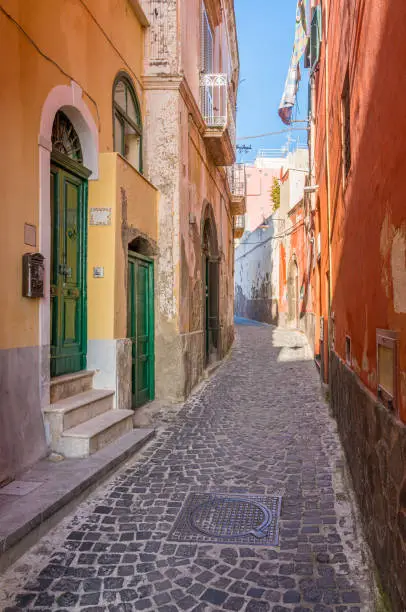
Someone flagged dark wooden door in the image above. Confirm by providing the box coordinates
[205,258,220,364]
[50,164,87,377]
[128,254,154,408]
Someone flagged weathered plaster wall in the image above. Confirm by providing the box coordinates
[143,0,236,401]
[235,221,281,325]
[310,1,406,607]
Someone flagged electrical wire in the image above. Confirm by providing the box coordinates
[237,127,310,141]
[0,3,101,130]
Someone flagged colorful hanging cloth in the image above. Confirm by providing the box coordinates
[278,0,308,126]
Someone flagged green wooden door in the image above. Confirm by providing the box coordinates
[50,164,87,377]
[128,254,154,408]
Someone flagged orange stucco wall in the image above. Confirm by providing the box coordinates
[313,0,406,421]
[0,0,144,350]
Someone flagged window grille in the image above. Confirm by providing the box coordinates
[342,70,351,178]
[201,2,213,74]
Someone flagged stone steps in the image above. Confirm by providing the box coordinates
[50,370,95,403]
[43,389,115,446]
[58,410,134,458]
[45,370,134,459]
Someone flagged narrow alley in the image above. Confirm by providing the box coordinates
[0,323,374,612]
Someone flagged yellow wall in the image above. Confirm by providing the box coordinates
[0,0,146,350]
[88,154,118,340]
[88,153,158,341]
[114,154,158,339]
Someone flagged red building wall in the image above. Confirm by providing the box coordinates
[311,0,406,608]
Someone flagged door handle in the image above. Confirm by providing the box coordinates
[58,264,72,279]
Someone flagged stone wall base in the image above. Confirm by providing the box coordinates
[0,346,47,484]
[330,350,406,612]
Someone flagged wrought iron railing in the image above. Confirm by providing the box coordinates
[200,73,236,147]
[227,163,246,198]
[233,215,245,231]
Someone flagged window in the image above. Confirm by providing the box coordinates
[377,329,399,415]
[201,2,213,74]
[52,111,83,163]
[341,70,351,179]
[113,75,142,172]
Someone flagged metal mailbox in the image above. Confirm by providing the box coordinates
[22,253,45,298]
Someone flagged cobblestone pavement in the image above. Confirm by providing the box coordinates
[0,324,376,612]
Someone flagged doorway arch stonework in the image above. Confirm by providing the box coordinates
[38,81,98,415]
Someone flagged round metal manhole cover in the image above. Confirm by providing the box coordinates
[189,496,273,539]
[168,493,282,546]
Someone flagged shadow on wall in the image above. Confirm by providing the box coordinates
[235,284,280,326]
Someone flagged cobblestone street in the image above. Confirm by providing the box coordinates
[0,323,375,612]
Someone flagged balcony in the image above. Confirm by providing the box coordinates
[227,163,247,215]
[233,215,245,239]
[200,73,236,166]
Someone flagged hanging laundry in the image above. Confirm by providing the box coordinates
[278,0,308,125]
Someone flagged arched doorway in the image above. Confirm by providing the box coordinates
[287,257,299,328]
[50,111,91,377]
[127,237,155,408]
[202,204,220,366]
[38,81,98,405]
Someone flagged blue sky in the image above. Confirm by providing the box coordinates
[234,0,309,161]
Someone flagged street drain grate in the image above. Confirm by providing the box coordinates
[168,493,282,546]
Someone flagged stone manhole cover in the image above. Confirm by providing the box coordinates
[168,493,282,546]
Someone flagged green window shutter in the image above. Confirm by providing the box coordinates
[310,5,322,71]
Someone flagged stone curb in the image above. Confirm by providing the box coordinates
[0,428,155,572]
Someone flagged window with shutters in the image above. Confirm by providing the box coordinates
[310,5,322,71]
[341,70,351,179]
[201,2,214,74]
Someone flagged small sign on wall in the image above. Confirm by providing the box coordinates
[90,208,112,226]
[93,266,104,278]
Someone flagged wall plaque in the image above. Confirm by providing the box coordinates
[90,208,112,226]
[24,223,36,247]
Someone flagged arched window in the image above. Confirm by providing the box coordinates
[52,111,83,163]
[113,75,142,172]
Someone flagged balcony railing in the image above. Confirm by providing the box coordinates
[227,163,246,198]
[200,73,228,127]
[199,73,236,165]
[233,214,245,238]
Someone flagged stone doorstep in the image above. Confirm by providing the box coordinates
[50,370,95,403]
[43,389,115,436]
[0,427,155,573]
[58,409,134,457]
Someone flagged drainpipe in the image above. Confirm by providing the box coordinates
[323,0,333,373]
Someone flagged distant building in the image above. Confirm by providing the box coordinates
[235,147,312,336]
